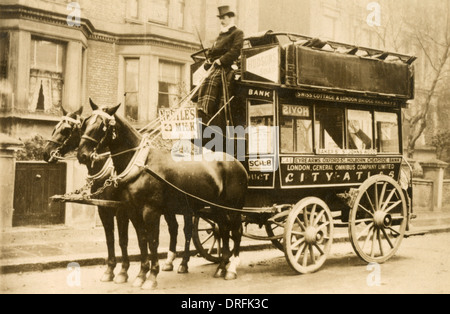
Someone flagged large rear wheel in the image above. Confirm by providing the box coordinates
[349,175,407,263]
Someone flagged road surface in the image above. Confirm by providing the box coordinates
[1,232,449,294]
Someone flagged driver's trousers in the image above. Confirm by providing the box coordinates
[197,67,225,116]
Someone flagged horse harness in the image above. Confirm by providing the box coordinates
[47,115,82,162]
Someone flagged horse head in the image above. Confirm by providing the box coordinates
[77,98,121,166]
[43,106,83,163]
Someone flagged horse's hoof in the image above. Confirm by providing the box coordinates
[177,265,189,274]
[141,280,157,290]
[162,263,174,272]
[100,273,114,282]
[132,277,146,288]
[225,271,237,281]
[114,273,129,284]
[213,268,226,278]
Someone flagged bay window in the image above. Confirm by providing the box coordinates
[29,38,65,112]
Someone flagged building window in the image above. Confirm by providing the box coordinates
[176,0,186,29]
[148,0,169,25]
[124,58,140,122]
[29,38,65,112]
[158,60,183,108]
[128,0,139,19]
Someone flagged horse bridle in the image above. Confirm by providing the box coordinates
[47,115,82,162]
[81,110,118,164]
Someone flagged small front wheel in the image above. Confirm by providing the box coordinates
[192,215,221,263]
[283,197,334,274]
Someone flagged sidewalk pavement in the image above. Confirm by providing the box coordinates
[1,211,450,274]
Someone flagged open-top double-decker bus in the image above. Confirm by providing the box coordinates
[191,31,416,274]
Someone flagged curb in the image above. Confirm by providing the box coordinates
[1,225,449,275]
[0,242,272,275]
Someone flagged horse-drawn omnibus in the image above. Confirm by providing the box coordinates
[49,31,417,283]
[191,31,416,274]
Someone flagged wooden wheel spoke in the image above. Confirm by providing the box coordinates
[377,229,384,256]
[316,221,330,232]
[207,237,216,254]
[388,226,401,236]
[370,228,377,258]
[302,245,309,267]
[309,244,316,264]
[384,200,403,214]
[362,226,374,251]
[358,204,374,217]
[379,182,388,209]
[303,208,309,227]
[291,237,305,250]
[291,230,304,236]
[314,243,325,256]
[310,204,317,226]
[374,181,379,211]
[354,218,374,224]
[201,232,214,246]
[380,188,396,212]
[295,243,306,262]
[197,228,214,232]
[364,191,376,213]
[357,222,374,241]
[295,217,307,231]
[381,227,395,249]
[313,209,325,225]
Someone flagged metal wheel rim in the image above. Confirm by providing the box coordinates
[349,175,407,264]
[283,197,334,274]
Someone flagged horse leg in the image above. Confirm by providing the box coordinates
[129,212,150,288]
[98,206,116,282]
[114,208,130,284]
[142,208,161,290]
[225,214,243,281]
[214,215,231,278]
[162,213,178,272]
[178,212,193,274]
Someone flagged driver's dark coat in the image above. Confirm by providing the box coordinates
[207,26,244,68]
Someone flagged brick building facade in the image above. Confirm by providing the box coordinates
[0,0,259,138]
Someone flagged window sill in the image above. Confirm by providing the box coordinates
[124,17,144,25]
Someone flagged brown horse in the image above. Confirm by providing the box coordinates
[77,101,248,289]
[43,107,148,286]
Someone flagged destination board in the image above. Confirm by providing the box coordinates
[279,156,402,188]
